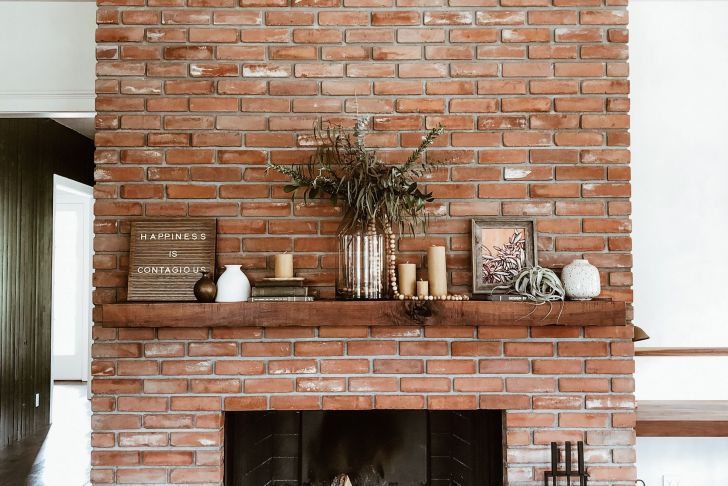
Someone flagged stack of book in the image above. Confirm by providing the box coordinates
[250,277,314,302]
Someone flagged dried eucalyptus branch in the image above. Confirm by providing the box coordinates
[266,117,445,235]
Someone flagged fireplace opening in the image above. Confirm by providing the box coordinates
[225,410,504,486]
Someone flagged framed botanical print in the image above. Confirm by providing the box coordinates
[471,218,537,295]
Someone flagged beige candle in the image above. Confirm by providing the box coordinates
[416,279,429,298]
[397,263,417,297]
[274,253,293,278]
[427,245,447,297]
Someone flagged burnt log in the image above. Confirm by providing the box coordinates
[331,474,353,486]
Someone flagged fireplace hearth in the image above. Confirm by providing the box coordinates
[225,410,504,486]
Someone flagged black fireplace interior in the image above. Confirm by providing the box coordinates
[225,410,504,486]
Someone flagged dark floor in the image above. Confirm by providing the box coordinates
[0,382,90,486]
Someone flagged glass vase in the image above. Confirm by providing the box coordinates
[336,224,387,300]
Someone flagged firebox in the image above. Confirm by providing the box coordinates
[225,410,504,486]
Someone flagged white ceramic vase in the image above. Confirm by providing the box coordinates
[561,259,600,300]
[215,265,250,302]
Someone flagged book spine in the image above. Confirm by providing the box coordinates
[251,287,308,297]
[256,279,304,288]
[482,294,528,301]
[250,296,314,302]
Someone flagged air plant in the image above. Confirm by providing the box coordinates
[507,266,565,303]
[494,265,566,321]
[266,117,444,235]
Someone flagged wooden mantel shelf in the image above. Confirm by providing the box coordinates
[100,300,626,328]
[636,401,728,437]
[635,347,728,357]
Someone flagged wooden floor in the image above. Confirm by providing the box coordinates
[0,382,90,486]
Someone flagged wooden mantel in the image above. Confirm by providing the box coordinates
[100,300,626,328]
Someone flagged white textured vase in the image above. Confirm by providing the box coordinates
[215,265,250,302]
[561,259,600,301]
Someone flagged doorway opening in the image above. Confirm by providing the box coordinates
[51,175,93,390]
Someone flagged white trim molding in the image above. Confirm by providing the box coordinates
[0,91,95,114]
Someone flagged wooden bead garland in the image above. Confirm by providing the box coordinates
[387,230,398,296]
[396,293,470,301]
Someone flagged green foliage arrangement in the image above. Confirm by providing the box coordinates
[266,117,444,235]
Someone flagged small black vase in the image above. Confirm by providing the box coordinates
[194,271,217,303]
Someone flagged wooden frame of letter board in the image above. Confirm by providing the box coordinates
[127,219,216,302]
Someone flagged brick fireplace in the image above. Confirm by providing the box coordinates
[91,322,635,484]
[92,0,634,483]
[225,407,504,484]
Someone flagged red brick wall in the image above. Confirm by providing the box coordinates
[94,0,632,302]
[93,0,634,484]
[91,325,636,484]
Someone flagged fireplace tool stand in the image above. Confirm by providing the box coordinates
[544,441,589,486]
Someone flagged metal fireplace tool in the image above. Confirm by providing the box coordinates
[544,441,589,486]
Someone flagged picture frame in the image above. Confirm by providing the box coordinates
[471,218,537,295]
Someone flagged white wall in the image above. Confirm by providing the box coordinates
[637,438,728,486]
[631,1,728,484]
[632,0,728,349]
[0,1,96,113]
[632,0,728,398]
[636,357,728,401]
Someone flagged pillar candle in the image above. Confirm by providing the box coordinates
[416,279,429,298]
[427,246,447,297]
[274,253,294,279]
[397,263,417,297]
